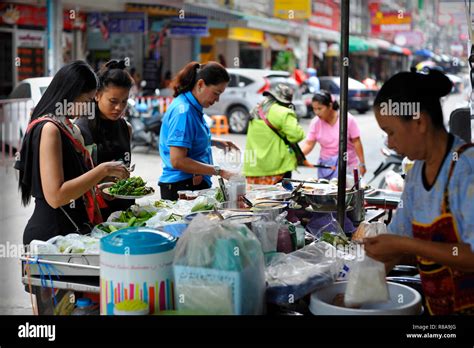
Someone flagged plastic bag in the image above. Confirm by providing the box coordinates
[29,240,59,254]
[46,234,100,254]
[265,242,343,304]
[173,214,265,315]
[91,221,128,238]
[251,219,279,254]
[352,221,387,242]
[344,253,389,306]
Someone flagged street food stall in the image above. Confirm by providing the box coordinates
[21,174,410,316]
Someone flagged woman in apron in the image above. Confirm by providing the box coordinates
[364,68,474,315]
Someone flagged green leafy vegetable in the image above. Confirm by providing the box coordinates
[108,176,155,196]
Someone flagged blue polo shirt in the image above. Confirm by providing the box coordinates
[159,91,213,185]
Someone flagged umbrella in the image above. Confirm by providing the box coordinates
[416,60,436,71]
[414,49,434,58]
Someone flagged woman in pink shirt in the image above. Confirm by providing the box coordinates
[301,90,366,179]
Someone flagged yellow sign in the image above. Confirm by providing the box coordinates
[273,0,311,20]
[228,27,264,44]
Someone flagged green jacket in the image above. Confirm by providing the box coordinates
[243,101,305,177]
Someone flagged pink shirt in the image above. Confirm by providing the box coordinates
[307,112,361,168]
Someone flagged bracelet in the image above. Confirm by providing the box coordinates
[359,163,366,168]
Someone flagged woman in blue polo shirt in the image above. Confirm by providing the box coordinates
[159,61,238,200]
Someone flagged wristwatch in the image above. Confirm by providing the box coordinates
[213,165,221,176]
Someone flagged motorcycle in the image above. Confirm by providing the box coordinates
[127,88,163,151]
[368,135,405,191]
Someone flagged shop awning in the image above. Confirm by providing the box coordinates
[349,36,377,53]
[183,3,246,25]
[309,26,340,42]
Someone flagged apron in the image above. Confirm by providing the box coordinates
[412,143,474,315]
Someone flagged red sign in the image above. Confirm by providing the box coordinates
[309,0,340,32]
[371,11,412,34]
[0,3,86,31]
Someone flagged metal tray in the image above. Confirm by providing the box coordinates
[365,189,402,207]
[21,253,100,277]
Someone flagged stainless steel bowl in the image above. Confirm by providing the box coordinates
[302,189,356,210]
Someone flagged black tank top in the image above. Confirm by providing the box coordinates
[75,112,134,217]
[23,121,91,244]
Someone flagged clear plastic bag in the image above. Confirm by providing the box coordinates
[344,254,389,306]
[352,221,387,242]
[91,221,128,238]
[173,214,265,315]
[265,242,343,304]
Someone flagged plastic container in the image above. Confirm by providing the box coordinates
[228,175,246,209]
[309,281,422,315]
[71,298,99,315]
[100,227,177,315]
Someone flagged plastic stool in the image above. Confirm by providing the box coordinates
[210,115,229,135]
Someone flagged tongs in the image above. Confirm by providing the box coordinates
[218,177,228,201]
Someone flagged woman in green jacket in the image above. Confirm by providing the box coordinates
[243,84,305,185]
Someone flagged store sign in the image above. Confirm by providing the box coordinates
[438,2,465,26]
[273,0,311,20]
[394,31,424,47]
[170,16,208,37]
[126,3,178,17]
[17,30,45,48]
[371,11,412,34]
[309,0,340,32]
[228,27,264,44]
[1,3,86,31]
[89,12,145,34]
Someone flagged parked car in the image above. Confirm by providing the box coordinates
[1,77,52,150]
[204,68,307,134]
[317,76,376,114]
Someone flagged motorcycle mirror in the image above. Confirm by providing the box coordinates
[128,98,136,106]
[155,88,160,96]
[140,80,147,88]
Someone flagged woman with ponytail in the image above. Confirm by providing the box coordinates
[301,89,366,179]
[75,59,134,219]
[158,61,238,200]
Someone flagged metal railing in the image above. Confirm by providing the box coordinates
[0,98,33,167]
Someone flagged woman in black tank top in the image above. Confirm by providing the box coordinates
[15,61,130,244]
[75,60,134,219]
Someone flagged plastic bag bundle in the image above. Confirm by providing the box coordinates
[173,214,265,315]
[45,234,100,254]
[265,242,342,304]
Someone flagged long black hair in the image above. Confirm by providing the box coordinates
[170,61,230,97]
[374,68,452,129]
[31,60,98,121]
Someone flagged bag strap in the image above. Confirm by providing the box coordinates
[257,105,310,166]
[257,105,291,146]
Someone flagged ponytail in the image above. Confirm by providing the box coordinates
[97,59,133,91]
[170,61,230,97]
[312,89,339,111]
